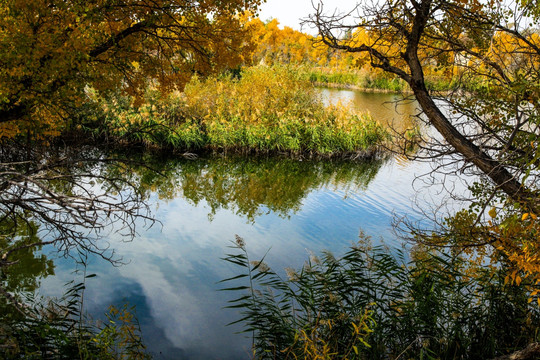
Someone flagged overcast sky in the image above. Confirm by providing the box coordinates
[258,0,360,33]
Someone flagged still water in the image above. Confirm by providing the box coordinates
[40,90,448,359]
[321,88,419,132]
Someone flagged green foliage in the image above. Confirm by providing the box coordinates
[77,66,389,157]
[90,304,150,360]
[359,76,405,92]
[299,67,458,93]
[222,236,540,359]
[306,70,361,86]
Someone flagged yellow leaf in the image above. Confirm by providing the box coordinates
[531,213,538,220]
[522,213,530,221]
[488,207,497,218]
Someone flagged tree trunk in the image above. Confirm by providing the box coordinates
[412,85,531,205]
[402,0,536,211]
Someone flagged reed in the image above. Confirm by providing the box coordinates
[1,277,149,359]
[301,66,459,93]
[221,235,540,359]
[78,66,389,158]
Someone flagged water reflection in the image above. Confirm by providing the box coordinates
[0,219,55,295]
[39,152,434,360]
[0,218,55,350]
[4,89,450,359]
[105,153,385,222]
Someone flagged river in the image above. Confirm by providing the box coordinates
[37,89,458,359]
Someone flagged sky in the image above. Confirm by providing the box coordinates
[258,0,360,33]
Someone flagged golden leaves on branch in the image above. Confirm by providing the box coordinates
[0,0,262,139]
[419,204,540,305]
[475,209,539,303]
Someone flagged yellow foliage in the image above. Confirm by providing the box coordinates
[479,212,539,300]
[421,204,540,305]
[0,0,261,140]
[279,308,374,360]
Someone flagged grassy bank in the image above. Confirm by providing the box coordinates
[79,66,389,158]
[305,68,406,92]
[302,66,458,92]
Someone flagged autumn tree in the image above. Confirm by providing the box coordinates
[307,0,540,293]
[245,18,310,65]
[0,0,262,139]
[0,0,265,272]
[300,7,540,358]
[308,0,539,210]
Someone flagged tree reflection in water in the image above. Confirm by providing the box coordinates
[106,151,386,222]
[0,144,152,358]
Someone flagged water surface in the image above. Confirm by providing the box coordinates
[321,88,419,132]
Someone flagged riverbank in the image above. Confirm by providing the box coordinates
[313,81,409,94]
[303,66,457,93]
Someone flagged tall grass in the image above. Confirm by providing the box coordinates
[78,66,388,158]
[1,277,149,359]
[221,236,540,359]
[307,70,361,87]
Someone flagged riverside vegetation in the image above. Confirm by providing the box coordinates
[222,235,540,360]
[243,17,458,92]
[217,0,540,358]
[0,36,392,358]
[0,63,392,357]
[78,66,389,157]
